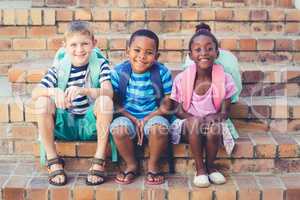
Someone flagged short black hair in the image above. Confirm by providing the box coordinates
[128,29,159,51]
[189,25,219,52]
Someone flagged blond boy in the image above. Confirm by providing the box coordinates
[32,21,113,186]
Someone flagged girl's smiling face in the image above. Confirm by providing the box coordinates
[189,35,218,70]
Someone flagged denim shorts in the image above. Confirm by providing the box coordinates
[110,115,169,139]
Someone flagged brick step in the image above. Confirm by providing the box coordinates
[3,50,300,69]
[2,7,298,27]
[31,0,295,8]
[6,35,300,55]
[7,60,300,97]
[1,95,300,123]
[3,34,300,67]
[1,161,300,200]
[29,133,300,174]
[34,157,300,175]
[11,81,300,97]
[8,60,300,83]
[0,122,37,157]
[2,119,300,159]
[31,133,300,159]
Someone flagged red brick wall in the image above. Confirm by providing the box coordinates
[0,0,297,75]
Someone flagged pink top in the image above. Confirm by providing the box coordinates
[171,73,237,117]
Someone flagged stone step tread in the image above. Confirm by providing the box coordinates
[0,163,300,200]
[31,133,300,159]
[7,60,300,83]
[2,173,300,200]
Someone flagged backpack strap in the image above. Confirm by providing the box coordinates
[53,48,72,91]
[181,63,197,111]
[117,60,132,104]
[53,47,106,90]
[149,62,163,106]
[88,48,108,88]
[117,61,164,106]
[212,64,226,111]
[181,63,226,112]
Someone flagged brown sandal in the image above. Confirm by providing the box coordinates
[86,158,106,185]
[47,157,67,186]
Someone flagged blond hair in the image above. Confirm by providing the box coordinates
[64,21,94,40]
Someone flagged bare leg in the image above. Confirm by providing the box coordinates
[112,126,137,182]
[205,123,222,174]
[184,118,206,175]
[87,96,113,184]
[36,97,65,184]
[147,124,168,183]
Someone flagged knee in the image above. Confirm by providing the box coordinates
[183,119,200,137]
[111,126,131,140]
[149,124,168,138]
[94,95,113,115]
[35,96,55,115]
[207,123,222,140]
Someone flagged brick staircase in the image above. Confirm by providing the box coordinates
[1,0,300,199]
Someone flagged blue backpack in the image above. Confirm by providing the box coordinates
[115,60,164,106]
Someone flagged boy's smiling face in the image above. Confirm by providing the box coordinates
[64,33,96,67]
[127,36,158,74]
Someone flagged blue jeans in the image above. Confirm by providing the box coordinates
[110,115,169,139]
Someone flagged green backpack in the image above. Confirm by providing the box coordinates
[53,47,107,90]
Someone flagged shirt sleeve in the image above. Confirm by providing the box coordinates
[170,75,182,103]
[160,66,173,95]
[98,59,111,84]
[110,68,120,93]
[225,73,237,99]
[39,66,57,88]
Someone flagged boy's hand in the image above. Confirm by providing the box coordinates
[64,86,84,108]
[137,116,151,146]
[132,118,143,146]
[52,88,67,109]
[138,120,146,146]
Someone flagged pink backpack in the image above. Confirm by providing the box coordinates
[181,63,225,112]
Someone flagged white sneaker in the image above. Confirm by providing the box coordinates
[193,174,210,187]
[208,171,226,185]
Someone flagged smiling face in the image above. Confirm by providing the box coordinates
[127,36,158,74]
[64,33,96,67]
[189,35,218,70]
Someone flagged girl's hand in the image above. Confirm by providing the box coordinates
[64,86,84,108]
[204,113,225,124]
[53,88,67,109]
